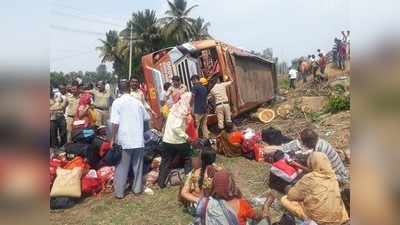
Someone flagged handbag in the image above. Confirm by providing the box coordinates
[103,144,122,166]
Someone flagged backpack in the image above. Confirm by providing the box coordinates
[103,144,122,166]
[165,169,185,187]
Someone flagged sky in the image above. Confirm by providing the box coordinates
[49,0,351,72]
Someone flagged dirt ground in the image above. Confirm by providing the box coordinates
[50,64,350,225]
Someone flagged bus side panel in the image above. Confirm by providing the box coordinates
[233,56,275,112]
[142,56,163,130]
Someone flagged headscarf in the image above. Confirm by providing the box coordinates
[169,92,192,118]
[211,170,242,201]
[307,152,336,179]
[79,92,92,106]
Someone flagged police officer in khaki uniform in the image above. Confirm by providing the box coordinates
[65,81,81,142]
[91,80,111,127]
[210,76,232,131]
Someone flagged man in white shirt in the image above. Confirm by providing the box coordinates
[288,67,298,89]
[110,79,150,198]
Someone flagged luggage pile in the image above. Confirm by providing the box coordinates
[49,127,163,210]
[49,127,116,209]
[216,127,265,161]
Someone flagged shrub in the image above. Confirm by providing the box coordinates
[325,95,350,113]
[279,78,289,89]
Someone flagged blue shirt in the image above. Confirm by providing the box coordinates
[191,84,208,114]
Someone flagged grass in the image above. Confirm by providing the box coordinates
[278,77,289,89]
[50,155,284,225]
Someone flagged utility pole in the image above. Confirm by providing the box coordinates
[128,23,133,80]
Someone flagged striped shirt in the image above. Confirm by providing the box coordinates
[282,139,349,183]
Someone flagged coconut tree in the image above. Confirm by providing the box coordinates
[97,30,121,63]
[120,9,163,54]
[97,30,129,78]
[191,17,211,41]
[159,0,198,44]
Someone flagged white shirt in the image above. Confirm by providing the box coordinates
[110,94,150,149]
[288,69,298,79]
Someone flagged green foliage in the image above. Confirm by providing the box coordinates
[305,111,324,123]
[325,95,350,113]
[159,0,199,44]
[333,84,346,94]
[50,64,113,88]
[50,71,66,88]
[95,3,211,79]
[191,17,211,41]
[278,78,289,89]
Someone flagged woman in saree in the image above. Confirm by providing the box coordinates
[197,170,272,225]
[281,152,349,225]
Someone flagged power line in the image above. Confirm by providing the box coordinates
[51,24,105,36]
[51,10,123,27]
[51,2,122,24]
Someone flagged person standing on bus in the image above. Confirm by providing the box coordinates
[165,76,187,104]
[210,76,232,131]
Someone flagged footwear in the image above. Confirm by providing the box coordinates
[144,187,154,195]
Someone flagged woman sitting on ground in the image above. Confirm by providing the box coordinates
[180,148,220,211]
[281,152,349,225]
[197,169,272,225]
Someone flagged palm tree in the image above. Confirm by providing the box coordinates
[191,17,211,41]
[159,0,198,44]
[97,30,129,77]
[120,9,163,53]
[97,30,120,63]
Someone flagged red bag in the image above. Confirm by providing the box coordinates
[81,175,103,195]
[242,132,261,154]
[186,115,198,141]
[253,144,265,162]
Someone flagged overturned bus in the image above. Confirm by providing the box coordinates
[141,39,277,130]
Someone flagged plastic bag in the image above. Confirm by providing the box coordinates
[97,166,115,192]
[81,174,102,196]
[97,166,115,184]
[242,132,261,154]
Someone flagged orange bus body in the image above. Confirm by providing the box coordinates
[142,39,277,130]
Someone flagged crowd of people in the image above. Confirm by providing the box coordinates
[50,71,350,224]
[287,30,350,89]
